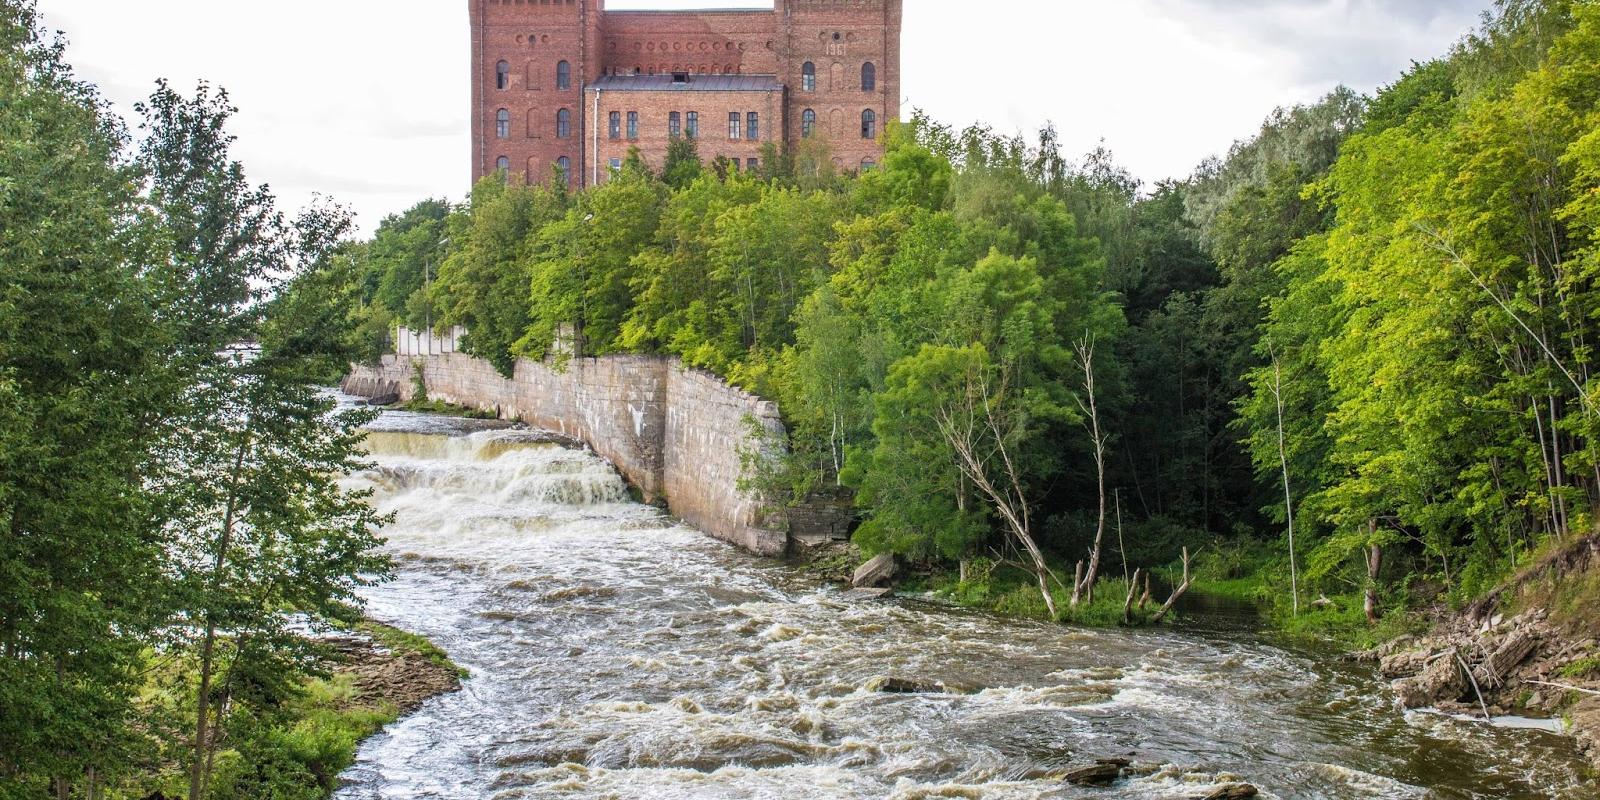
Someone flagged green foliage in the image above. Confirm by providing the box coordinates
[0,10,396,794]
[431,177,567,375]
[1228,0,1600,630]
[0,0,166,786]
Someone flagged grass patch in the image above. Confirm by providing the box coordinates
[1559,655,1600,680]
[1264,593,1427,650]
[398,397,499,419]
[357,620,468,678]
[922,559,1177,627]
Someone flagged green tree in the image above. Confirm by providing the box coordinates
[430,176,566,374]
[134,81,391,800]
[0,4,169,793]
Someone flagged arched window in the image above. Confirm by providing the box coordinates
[556,108,571,139]
[496,108,510,139]
[802,108,816,138]
[861,158,876,172]
[496,60,511,90]
[555,156,571,183]
[556,60,571,90]
[801,61,815,92]
[861,109,876,140]
[861,62,876,92]
[495,155,510,174]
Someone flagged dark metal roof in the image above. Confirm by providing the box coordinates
[586,73,783,92]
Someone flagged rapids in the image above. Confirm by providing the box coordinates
[333,409,1593,799]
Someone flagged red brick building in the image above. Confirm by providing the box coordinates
[468,0,902,188]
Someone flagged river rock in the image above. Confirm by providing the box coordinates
[368,392,401,406]
[1394,653,1465,708]
[1062,761,1124,786]
[852,552,897,588]
[1379,649,1431,678]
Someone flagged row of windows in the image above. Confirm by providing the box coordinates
[801,108,877,140]
[497,59,571,91]
[494,154,878,184]
[494,155,572,182]
[499,59,878,95]
[501,107,876,141]
[801,61,876,93]
[607,156,764,174]
[607,111,761,141]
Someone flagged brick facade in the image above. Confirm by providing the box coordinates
[468,0,901,187]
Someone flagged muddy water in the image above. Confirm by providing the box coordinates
[334,415,1591,799]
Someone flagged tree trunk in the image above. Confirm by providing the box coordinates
[1123,568,1143,625]
[1364,534,1383,626]
[1073,337,1107,607]
[1271,353,1299,616]
[191,431,251,800]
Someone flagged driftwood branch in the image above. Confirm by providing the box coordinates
[1524,679,1600,697]
[1150,547,1192,624]
[1455,650,1494,722]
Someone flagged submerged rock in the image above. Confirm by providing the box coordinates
[863,675,977,695]
[843,586,894,600]
[1196,784,1259,799]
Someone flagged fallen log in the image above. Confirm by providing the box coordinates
[1472,628,1539,690]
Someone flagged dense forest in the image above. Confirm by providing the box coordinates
[5,0,1599,794]
[288,0,1600,631]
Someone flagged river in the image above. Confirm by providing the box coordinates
[332,410,1592,799]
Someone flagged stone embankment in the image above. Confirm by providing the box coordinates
[342,353,854,555]
[1359,534,1600,766]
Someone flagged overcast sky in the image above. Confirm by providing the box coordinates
[36,0,1488,234]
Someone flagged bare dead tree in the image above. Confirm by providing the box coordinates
[1269,348,1300,616]
[1150,547,1193,625]
[933,357,1059,618]
[1115,488,1129,584]
[1072,335,1108,607]
[1123,567,1143,625]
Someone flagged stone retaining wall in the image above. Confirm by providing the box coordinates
[342,353,850,555]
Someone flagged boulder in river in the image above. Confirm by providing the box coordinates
[852,552,897,587]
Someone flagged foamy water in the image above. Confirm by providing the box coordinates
[333,411,1591,799]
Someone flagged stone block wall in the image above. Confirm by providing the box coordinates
[341,353,840,555]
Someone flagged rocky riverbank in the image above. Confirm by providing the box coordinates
[333,622,466,716]
[1358,535,1600,767]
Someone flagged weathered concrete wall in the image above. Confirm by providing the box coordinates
[342,353,824,555]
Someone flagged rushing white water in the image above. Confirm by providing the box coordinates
[333,413,1592,799]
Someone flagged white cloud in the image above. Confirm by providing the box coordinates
[36,0,1486,233]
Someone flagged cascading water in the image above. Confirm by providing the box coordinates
[334,410,1592,799]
